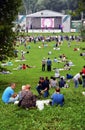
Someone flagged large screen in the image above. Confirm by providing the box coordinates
[41,18,54,28]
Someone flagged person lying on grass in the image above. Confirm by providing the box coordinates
[13,64,36,70]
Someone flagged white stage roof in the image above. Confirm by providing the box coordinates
[26,10,64,18]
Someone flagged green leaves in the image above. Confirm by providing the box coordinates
[0,0,22,61]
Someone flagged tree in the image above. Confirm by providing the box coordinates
[0,0,22,61]
[42,0,66,13]
[76,0,85,41]
[22,0,38,14]
[77,0,85,13]
[34,1,46,12]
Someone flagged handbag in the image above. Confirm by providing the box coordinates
[18,94,26,107]
[18,99,23,107]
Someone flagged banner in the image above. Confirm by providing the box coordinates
[62,15,70,32]
[41,18,54,28]
[71,20,82,32]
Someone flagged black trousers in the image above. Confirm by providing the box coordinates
[42,64,45,71]
[47,65,51,71]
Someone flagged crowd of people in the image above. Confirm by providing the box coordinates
[15,34,81,46]
[41,53,74,73]
[2,76,65,110]
[1,33,85,110]
[2,65,85,110]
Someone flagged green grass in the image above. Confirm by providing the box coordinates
[0,32,85,130]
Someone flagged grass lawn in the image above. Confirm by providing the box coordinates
[0,32,85,130]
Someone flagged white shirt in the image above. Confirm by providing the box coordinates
[73,73,80,80]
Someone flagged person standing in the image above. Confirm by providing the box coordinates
[47,58,52,71]
[21,50,25,60]
[82,74,85,88]
[42,58,46,71]
[2,83,19,103]
[81,66,85,74]
[73,72,82,88]
[81,66,85,87]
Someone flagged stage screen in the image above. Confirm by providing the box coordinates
[41,18,54,28]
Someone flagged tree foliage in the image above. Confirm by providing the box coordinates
[21,0,80,15]
[22,0,38,14]
[77,0,85,13]
[76,0,85,41]
[42,0,67,12]
[0,0,22,61]
[21,0,85,20]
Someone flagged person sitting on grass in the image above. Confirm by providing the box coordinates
[66,73,73,79]
[64,61,71,70]
[36,77,49,98]
[49,76,58,88]
[18,85,26,100]
[2,83,19,104]
[19,84,37,109]
[58,77,66,88]
[51,87,64,107]
[54,68,60,78]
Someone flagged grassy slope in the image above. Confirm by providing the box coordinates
[0,33,85,130]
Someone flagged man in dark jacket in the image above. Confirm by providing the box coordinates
[36,77,49,98]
